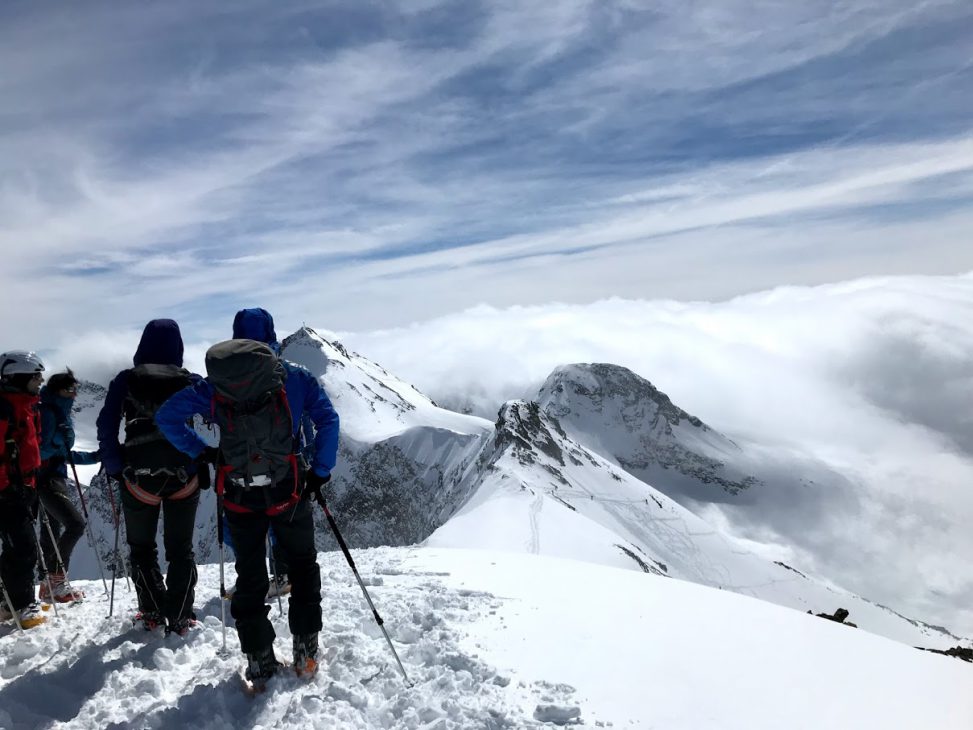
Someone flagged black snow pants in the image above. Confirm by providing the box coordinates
[121,482,199,624]
[36,474,85,577]
[226,498,321,654]
[0,486,39,610]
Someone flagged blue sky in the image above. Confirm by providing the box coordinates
[2,0,972,346]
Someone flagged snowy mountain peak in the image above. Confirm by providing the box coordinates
[539,363,707,435]
[537,363,760,499]
[281,326,488,443]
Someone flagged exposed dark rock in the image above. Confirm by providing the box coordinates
[495,401,565,466]
[808,607,857,628]
[774,561,809,579]
[917,646,973,662]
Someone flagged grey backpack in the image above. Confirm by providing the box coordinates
[205,339,295,489]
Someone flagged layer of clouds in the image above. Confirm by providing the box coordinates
[2,0,973,347]
[340,272,973,635]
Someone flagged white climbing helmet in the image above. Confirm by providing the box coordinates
[0,351,46,380]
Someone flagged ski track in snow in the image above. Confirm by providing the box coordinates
[0,548,580,730]
[527,493,542,555]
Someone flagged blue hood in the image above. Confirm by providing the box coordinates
[133,319,184,366]
[232,308,280,352]
[40,385,73,415]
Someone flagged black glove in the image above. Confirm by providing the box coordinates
[303,471,331,502]
[193,448,219,490]
[199,447,219,465]
[196,464,212,491]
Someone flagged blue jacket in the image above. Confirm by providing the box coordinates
[38,387,98,477]
[96,319,200,476]
[156,361,339,477]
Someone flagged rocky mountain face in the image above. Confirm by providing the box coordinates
[537,363,761,502]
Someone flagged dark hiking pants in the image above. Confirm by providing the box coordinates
[226,498,321,654]
[0,487,39,610]
[223,514,291,576]
[37,474,85,577]
[121,484,199,624]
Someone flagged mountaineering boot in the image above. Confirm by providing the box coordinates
[293,631,319,677]
[134,610,164,631]
[18,601,47,629]
[245,645,284,689]
[266,573,291,600]
[40,573,84,603]
[166,614,198,637]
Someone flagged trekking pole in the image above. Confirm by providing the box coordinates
[216,483,228,655]
[267,533,284,617]
[33,518,59,618]
[107,472,132,592]
[38,503,70,593]
[0,577,24,633]
[108,503,121,618]
[312,491,412,686]
[116,499,132,593]
[66,455,109,596]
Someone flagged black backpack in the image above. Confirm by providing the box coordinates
[123,363,195,489]
[205,339,296,491]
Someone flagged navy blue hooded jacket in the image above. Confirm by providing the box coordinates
[96,319,201,476]
[155,308,339,478]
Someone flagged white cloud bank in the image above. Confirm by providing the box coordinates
[341,272,973,636]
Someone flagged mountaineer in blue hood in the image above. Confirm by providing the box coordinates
[232,308,280,352]
[155,306,339,680]
[96,318,203,634]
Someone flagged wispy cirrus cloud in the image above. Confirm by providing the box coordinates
[2,0,971,345]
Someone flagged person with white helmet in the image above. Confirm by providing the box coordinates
[0,350,48,629]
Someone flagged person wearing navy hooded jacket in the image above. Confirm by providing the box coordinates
[155,308,339,681]
[36,368,100,603]
[96,319,203,635]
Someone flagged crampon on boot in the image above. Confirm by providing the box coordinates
[166,614,198,637]
[134,610,164,631]
[293,631,319,677]
[243,646,285,693]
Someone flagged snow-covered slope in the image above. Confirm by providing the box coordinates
[282,327,493,548]
[1,548,969,730]
[428,400,963,649]
[281,327,488,443]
